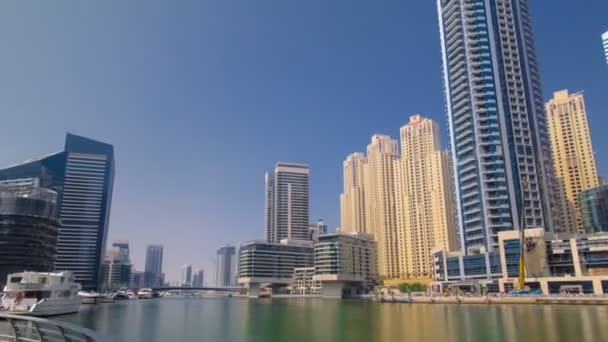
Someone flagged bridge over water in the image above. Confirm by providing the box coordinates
[152,286,245,293]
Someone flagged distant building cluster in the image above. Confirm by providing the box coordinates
[238,162,380,298]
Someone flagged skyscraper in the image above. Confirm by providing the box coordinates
[264,162,310,243]
[546,90,599,233]
[438,0,557,254]
[340,153,367,233]
[192,268,204,287]
[180,264,192,287]
[0,133,115,290]
[393,115,459,280]
[144,245,164,287]
[0,180,60,288]
[603,31,608,65]
[216,245,237,287]
[102,246,132,290]
[112,240,130,263]
[363,135,399,278]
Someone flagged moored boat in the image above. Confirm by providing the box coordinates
[0,271,81,316]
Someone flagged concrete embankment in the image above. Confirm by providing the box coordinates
[378,295,608,305]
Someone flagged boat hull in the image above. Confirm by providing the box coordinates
[4,297,81,317]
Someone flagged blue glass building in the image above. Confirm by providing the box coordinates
[0,133,115,290]
[437,0,558,254]
[579,185,608,233]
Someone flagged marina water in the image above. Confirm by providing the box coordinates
[55,298,608,342]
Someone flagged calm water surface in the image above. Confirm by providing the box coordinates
[56,298,608,342]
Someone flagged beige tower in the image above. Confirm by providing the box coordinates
[546,90,599,233]
[393,115,458,280]
[340,153,367,233]
[363,135,399,279]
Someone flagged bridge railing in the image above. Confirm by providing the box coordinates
[0,314,106,342]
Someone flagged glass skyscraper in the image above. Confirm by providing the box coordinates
[264,162,310,243]
[437,0,557,254]
[0,133,114,290]
[216,245,237,287]
[144,244,164,287]
[579,185,608,233]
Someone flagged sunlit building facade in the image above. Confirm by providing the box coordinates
[340,153,367,234]
[546,90,599,233]
[437,0,558,254]
[603,31,608,65]
[363,135,399,278]
[265,163,310,243]
[393,115,459,280]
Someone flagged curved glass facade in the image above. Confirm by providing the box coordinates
[0,185,60,287]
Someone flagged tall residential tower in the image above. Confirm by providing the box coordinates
[393,115,459,280]
[438,0,557,253]
[340,153,367,234]
[264,163,310,243]
[364,135,399,278]
[546,90,599,233]
[603,31,608,65]
[144,245,164,287]
[216,245,237,287]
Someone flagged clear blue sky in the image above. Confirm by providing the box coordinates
[1,1,607,283]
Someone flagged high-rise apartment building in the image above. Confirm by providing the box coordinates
[102,246,132,290]
[264,163,310,243]
[603,31,608,65]
[438,0,557,253]
[180,264,193,287]
[0,133,115,290]
[216,245,237,287]
[340,153,367,233]
[363,135,399,278]
[545,90,599,233]
[144,245,164,287]
[192,268,204,287]
[393,115,459,280]
[112,240,130,263]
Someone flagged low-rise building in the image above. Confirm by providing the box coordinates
[238,239,314,296]
[313,232,378,298]
[291,267,321,295]
[432,228,608,295]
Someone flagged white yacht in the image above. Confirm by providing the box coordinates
[0,271,81,316]
[137,288,153,299]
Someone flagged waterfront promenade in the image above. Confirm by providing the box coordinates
[377,294,608,305]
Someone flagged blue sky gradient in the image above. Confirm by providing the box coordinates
[1,0,607,283]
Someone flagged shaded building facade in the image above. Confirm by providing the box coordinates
[580,185,608,233]
[216,245,237,287]
[144,245,164,287]
[0,133,115,290]
[0,180,61,288]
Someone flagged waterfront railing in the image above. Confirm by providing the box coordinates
[0,313,106,342]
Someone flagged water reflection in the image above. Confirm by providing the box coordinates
[55,298,608,342]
